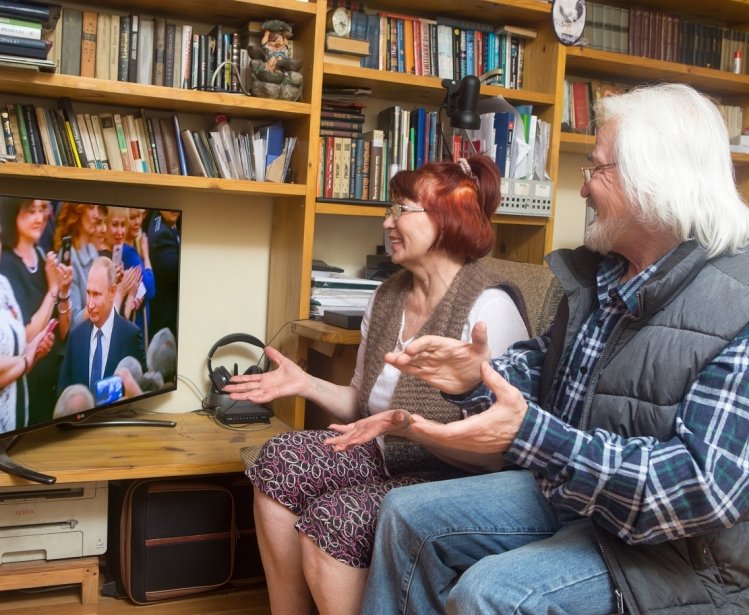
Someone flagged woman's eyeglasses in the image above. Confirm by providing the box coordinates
[384,202,426,220]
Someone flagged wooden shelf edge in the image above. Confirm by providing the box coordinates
[0,164,307,197]
[566,46,749,95]
[323,64,555,106]
[0,70,312,118]
[291,320,361,345]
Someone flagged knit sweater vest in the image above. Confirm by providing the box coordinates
[360,259,527,475]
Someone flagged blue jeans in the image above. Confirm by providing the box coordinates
[361,470,617,615]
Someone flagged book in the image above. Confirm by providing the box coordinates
[94,12,110,79]
[99,113,123,171]
[180,128,207,176]
[0,15,41,39]
[1,109,17,159]
[179,24,192,88]
[50,108,74,166]
[58,98,87,167]
[171,114,187,175]
[79,9,96,78]
[59,7,81,74]
[89,113,109,170]
[323,50,362,67]
[152,17,166,86]
[75,112,98,168]
[193,129,218,177]
[21,104,44,163]
[117,14,129,81]
[134,113,155,172]
[325,33,369,56]
[112,113,132,171]
[108,13,119,80]
[136,16,153,84]
[159,116,180,174]
[363,129,384,201]
[149,116,167,174]
[34,105,57,165]
[82,113,103,168]
[127,13,138,82]
[496,25,537,40]
[10,104,29,162]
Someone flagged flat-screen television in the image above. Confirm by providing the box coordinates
[0,196,181,484]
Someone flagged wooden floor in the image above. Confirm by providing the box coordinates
[0,582,271,615]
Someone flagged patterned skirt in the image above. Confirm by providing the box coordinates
[246,429,426,568]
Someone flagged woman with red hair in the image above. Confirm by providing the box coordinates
[225,154,529,615]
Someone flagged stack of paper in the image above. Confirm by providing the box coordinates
[310,273,381,319]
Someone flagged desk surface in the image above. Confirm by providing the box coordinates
[0,411,290,487]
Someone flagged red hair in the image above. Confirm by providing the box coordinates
[389,154,500,259]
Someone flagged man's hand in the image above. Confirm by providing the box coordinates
[384,322,490,394]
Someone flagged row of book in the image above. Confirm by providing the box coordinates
[584,2,749,73]
[315,99,551,204]
[352,8,535,88]
[0,98,294,182]
[49,8,266,90]
[562,78,744,140]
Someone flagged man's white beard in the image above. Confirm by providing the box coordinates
[584,211,625,255]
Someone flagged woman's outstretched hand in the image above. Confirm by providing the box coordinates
[223,345,309,404]
[324,410,412,452]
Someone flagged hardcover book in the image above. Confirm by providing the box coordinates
[79,9,97,78]
[59,7,81,74]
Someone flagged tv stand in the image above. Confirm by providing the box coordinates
[0,435,56,485]
[57,417,177,429]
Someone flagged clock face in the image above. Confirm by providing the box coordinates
[328,7,352,38]
[552,0,586,46]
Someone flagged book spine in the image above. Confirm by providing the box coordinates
[150,116,167,173]
[117,14,130,81]
[75,112,99,168]
[0,17,41,39]
[163,22,176,88]
[172,114,187,175]
[22,104,45,164]
[35,106,59,165]
[180,25,192,89]
[323,135,334,198]
[152,17,166,86]
[11,104,30,162]
[127,14,138,82]
[52,109,75,167]
[94,13,110,79]
[159,117,180,174]
[0,109,16,159]
[90,113,109,170]
[99,113,123,171]
[112,113,132,172]
[0,0,55,25]
[59,8,82,75]
[80,9,97,78]
[58,99,88,167]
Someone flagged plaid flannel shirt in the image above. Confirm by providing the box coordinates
[450,252,749,544]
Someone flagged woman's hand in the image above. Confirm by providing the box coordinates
[324,409,413,452]
[385,321,491,395]
[58,262,73,296]
[25,319,56,368]
[44,251,62,295]
[223,345,309,403]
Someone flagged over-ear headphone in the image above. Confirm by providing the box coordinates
[207,333,270,394]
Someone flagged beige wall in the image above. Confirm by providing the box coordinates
[552,153,590,250]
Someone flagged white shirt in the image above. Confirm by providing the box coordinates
[350,287,530,414]
[90,309,115,383]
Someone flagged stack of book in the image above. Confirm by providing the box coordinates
[324,33,370,67]
[0,0,59,71]
[309,272,381,320]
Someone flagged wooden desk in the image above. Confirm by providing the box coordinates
[0,411,290,487]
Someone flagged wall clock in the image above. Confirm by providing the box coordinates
[552,0,586,46]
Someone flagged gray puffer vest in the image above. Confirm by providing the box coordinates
[541,241,749,615]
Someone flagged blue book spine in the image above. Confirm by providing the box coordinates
[353,137,364,199]
[172,114,187,175]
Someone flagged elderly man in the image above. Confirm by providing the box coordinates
[58,256,145,401]
[326,83,749,615]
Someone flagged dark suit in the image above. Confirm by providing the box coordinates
[58,311,146,395]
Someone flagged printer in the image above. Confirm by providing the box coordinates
[0,481,108,563]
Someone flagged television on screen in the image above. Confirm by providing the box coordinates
[0,196,181,484]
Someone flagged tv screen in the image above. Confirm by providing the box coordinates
[0,196,181,483]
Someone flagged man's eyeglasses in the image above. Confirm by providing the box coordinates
[384,202,426,220]
[580,162,617,184]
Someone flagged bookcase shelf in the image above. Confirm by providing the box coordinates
[361,0,551,24]
[323,63,556,107]
[0,163,308,196]
[565,46,749,97]
[0,69,313,118]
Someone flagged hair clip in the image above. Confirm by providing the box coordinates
[457,158,478,184]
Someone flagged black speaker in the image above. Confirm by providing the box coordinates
[205,333,272,422]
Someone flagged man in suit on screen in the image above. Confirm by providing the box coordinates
[58,256,145,403]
